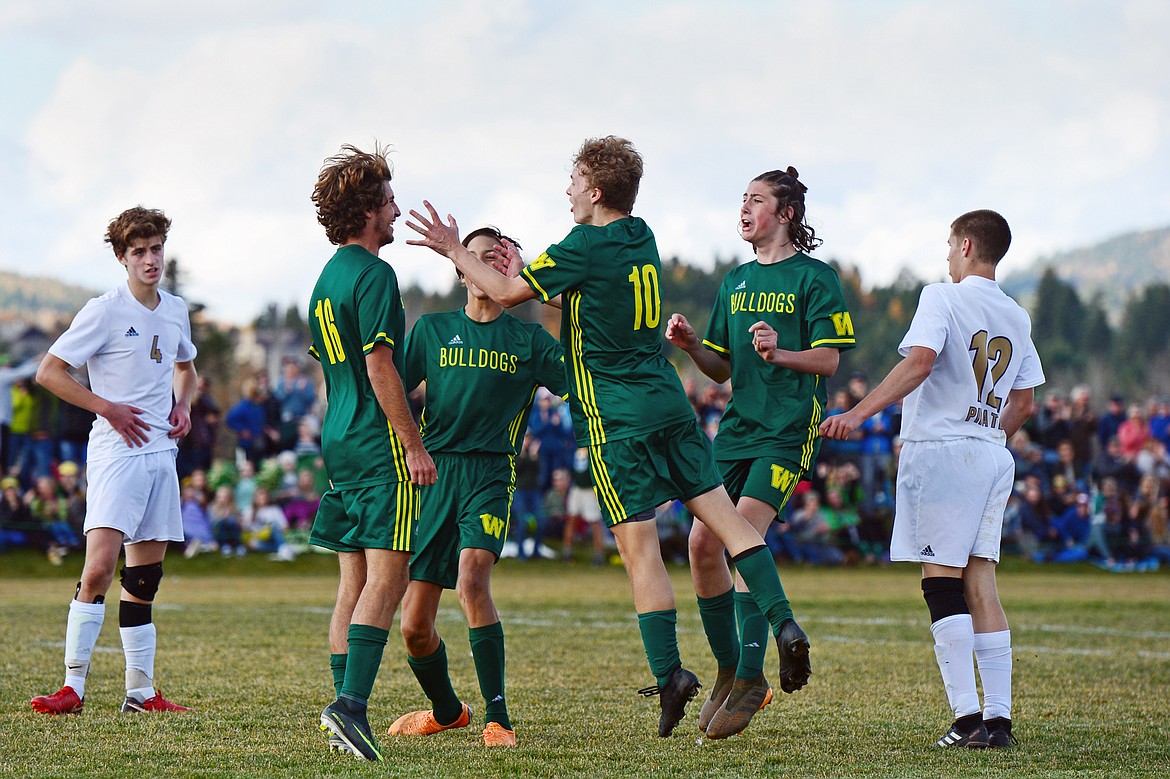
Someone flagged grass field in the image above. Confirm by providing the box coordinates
[2,551,1168,778]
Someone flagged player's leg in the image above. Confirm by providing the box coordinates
[329,551,366,694]
[119,539,186,712]
[612,516,700,737]
[685,488,810,694]
[922,562,986,748]
[457,547,515,745]
[704,496,777,739]
[30,527,121,714]
[689,518,737,732]
[965,557,1014,746]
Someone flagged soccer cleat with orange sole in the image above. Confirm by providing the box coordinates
[482,722,517,747]
[387,702,472,736]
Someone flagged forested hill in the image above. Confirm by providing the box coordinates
[0,271,95,322]
[1002,225,1170,318]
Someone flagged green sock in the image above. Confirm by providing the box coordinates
[734,591,768,680]
[339,624,388,706]
[732,546,794,634]
[697,588,739,671]
[469,622,510,730]
[330,653,347,697]
[637,609,681,688]
[406,639,464,725]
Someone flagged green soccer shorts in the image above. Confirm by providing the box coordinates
[309,480,419,553]
[588,418,722,528]
[410,453,513,589]
[717,455,806,519]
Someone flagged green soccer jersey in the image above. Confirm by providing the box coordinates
[703,253,856,462]
[307,244,409,489]
[403,308,567,455]
[521,217,696,446]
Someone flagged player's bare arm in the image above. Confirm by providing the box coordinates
[168,361,197,439]
[820,345,936,440]
[998,387,1036,439]
[407,200,536,308]
[366,343,437,486]
[749,321,840,377]
[665,313,730,383]
[36,353,151,448]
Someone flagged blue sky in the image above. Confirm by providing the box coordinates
[2,0,1167,323]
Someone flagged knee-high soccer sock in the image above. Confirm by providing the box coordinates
[330,653,347,697]
[974,629,1013,720]
[469,622,510,730]
[734,590,769,681]
[339,624,388,710]
[64,598,105,699]
[730,546,794,633]
[637,609,681,688]
[697,588,739,672]
[922,577,979,719]
[406,639,464,725]
[119,601,157,702]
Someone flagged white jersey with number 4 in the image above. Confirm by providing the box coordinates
[897,276,1044,444]
[49,281,197,462]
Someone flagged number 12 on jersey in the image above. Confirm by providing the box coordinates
[627,264,661,331]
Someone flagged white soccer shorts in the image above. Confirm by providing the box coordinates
[84,449,184,544]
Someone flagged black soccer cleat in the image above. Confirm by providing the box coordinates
[776,619,811,693]
[320,698,383,761]
[984,716,1017,748]
[639,666,701,737]
[936,716,990,748]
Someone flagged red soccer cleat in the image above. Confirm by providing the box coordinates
[31,686,84,715]
[121,690,192,713]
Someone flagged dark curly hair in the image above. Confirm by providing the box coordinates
[573,136,643,214]
[752,167,822,253]
[311,144,393,245]
[104,206,171,257]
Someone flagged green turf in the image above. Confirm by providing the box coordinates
[2,551,1168,778]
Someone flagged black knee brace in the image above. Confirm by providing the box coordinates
[921,576,969,624]
[120,563,163,601]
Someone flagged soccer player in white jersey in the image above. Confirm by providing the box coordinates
[31,207,198,715]
[820,210,1043,749]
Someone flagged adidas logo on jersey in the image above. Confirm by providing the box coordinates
[735,280,746,291]
[124,327,140,337]
[447,334,463,346]
[920,545,935,557]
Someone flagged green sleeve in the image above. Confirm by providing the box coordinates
[805,267,856,351]
[532,327,568,398]
[521,226,589,302]
[355,263,404,353]
[403,317,427,392]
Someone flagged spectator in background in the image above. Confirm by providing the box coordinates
[0,354,42,471]
[242,486,294,561]
[28,474,79,565]
[510,435,545,561]
[56,461,86,544]
[777,490,843,566]
[8,378,35,484]
[1091,437,1141,494]
[562,447,605,566]
[1116,403,1150,462]
[281,468,320,551]
[1135,439,1170,482]
[274,357,316,451]
[1047,440,1087,494]
[180,476,215,558]
[1040,492,1092,563]
[542,467,570,546]
[1067,385,1097,471]
[1035,393,1072,455]
[528,390,574,491]
[1097,395,1127,451]
[226,378,277,465]
[1147,397,1170,449]
[234,459,257,517]
[177,376,219,480]
[0,474,40,552]
[209,484,244,557]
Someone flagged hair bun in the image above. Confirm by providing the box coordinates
[785,166,800,179]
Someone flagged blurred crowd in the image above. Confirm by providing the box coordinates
[5,350,1167,575]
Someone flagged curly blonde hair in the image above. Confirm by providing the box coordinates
[573,136,643,214]
[104,207,171,257]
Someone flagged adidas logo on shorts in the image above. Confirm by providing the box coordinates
[448,334,463,345]
[125,326,140,337]
[920,545,935,557]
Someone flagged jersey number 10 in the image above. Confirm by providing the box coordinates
[627,264,661,331]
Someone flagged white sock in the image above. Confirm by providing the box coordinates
[975,629,1012,720]
[930,613,979,718]
[64,599,106,699]
[120,623,157,701]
